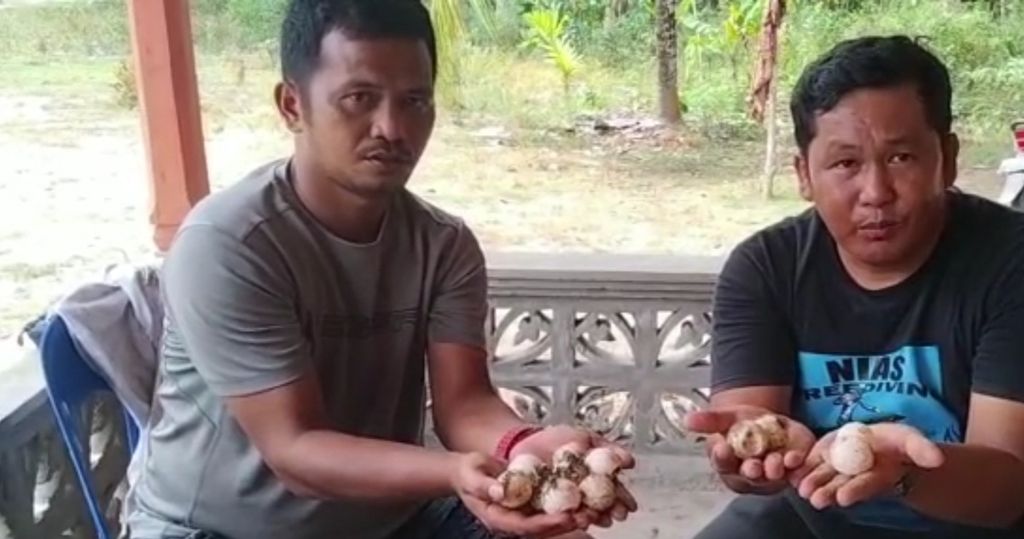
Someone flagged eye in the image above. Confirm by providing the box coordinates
[339,91,379,112]
[344,91,371,104]
[407,94,434,110]
[830,159,857,170]
[889,152,914,164]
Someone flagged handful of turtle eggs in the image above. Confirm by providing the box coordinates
[726,414,789,459]
[496,443,625,515]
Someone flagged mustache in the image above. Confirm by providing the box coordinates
[360,146,414,163]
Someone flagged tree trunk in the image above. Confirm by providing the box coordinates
[748,0,786,199]
[761,75,778,199]
[656,0,681,125]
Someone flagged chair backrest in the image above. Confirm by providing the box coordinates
[39,314,140,539]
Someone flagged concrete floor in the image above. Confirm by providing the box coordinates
[591,455,735,539]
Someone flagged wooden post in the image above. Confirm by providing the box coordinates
[127,0,210,253]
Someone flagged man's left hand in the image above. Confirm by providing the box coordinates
[791,422,945,510]
[508,425,638,529]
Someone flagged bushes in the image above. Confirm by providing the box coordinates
[0,0,285,57]
[0,0,127,57]
[779,0,1024,136]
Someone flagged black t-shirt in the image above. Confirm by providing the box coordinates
[711,191,1024,534]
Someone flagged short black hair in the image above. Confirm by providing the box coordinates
[279,0,437,89]
[790,35,953,154]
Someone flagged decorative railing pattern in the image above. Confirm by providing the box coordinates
[486,253,721,454]
[0,253,722,537]
[0,356,131,539]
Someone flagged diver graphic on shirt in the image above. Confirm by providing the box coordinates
[833,385,907,428]
[834,386,880,425]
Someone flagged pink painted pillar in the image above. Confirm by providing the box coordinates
[127,0,210,252]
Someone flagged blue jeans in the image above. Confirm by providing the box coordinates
[126,497,512,539]
[695,491,1019,539]
[393,496,513,539]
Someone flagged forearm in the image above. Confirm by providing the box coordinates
[905,443,1024,528]
[435,389,529,455]
[273,430,456,501]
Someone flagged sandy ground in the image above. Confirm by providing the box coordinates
[0,87,1005,341]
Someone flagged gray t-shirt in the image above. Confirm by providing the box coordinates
[130,159,488,539]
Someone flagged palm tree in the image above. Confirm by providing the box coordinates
[656,0,682,125]
[428,0,498,106]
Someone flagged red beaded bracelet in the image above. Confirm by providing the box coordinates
[493,425,543,461]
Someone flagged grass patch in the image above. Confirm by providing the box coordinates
[0,56,121,93]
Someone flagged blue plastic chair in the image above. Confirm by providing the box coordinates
[39,314,141,539]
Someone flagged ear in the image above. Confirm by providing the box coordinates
[941,133,960,190]
[795,153,813,202]
[275,81,304,134]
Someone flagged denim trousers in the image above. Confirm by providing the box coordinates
[127,497,513,539]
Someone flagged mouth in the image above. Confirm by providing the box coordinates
[856,219,901,241]
[363,151,413,170]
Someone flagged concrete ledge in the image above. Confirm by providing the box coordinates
[486,252,726,278]
[487,252,722,304]
[0,340,46,453]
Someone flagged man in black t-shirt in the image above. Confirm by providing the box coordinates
[685,35,1024,538]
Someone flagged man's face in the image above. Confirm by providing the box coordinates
[278,30,435,198]
[796,84,958,269]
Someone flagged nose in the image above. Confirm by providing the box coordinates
[859,161,896,208]
[369,99,405,143]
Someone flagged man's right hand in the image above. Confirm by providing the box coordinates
[683,405,816,495]
[449,452,584,538]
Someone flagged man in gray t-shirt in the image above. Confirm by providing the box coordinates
[125,1,636,538]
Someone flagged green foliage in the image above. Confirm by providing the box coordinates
[224,0,286,45]
[189,0,286,52]
[431,0,468,107]
[780,0,1024,137]
[467,0,525,47]
[521,8,582,94]
[0,0,128,57]
[456,46,652,128]
[111,57,137,110]
[721,0,761,50]
[4,0,1024,152]
[581,7,654,67]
